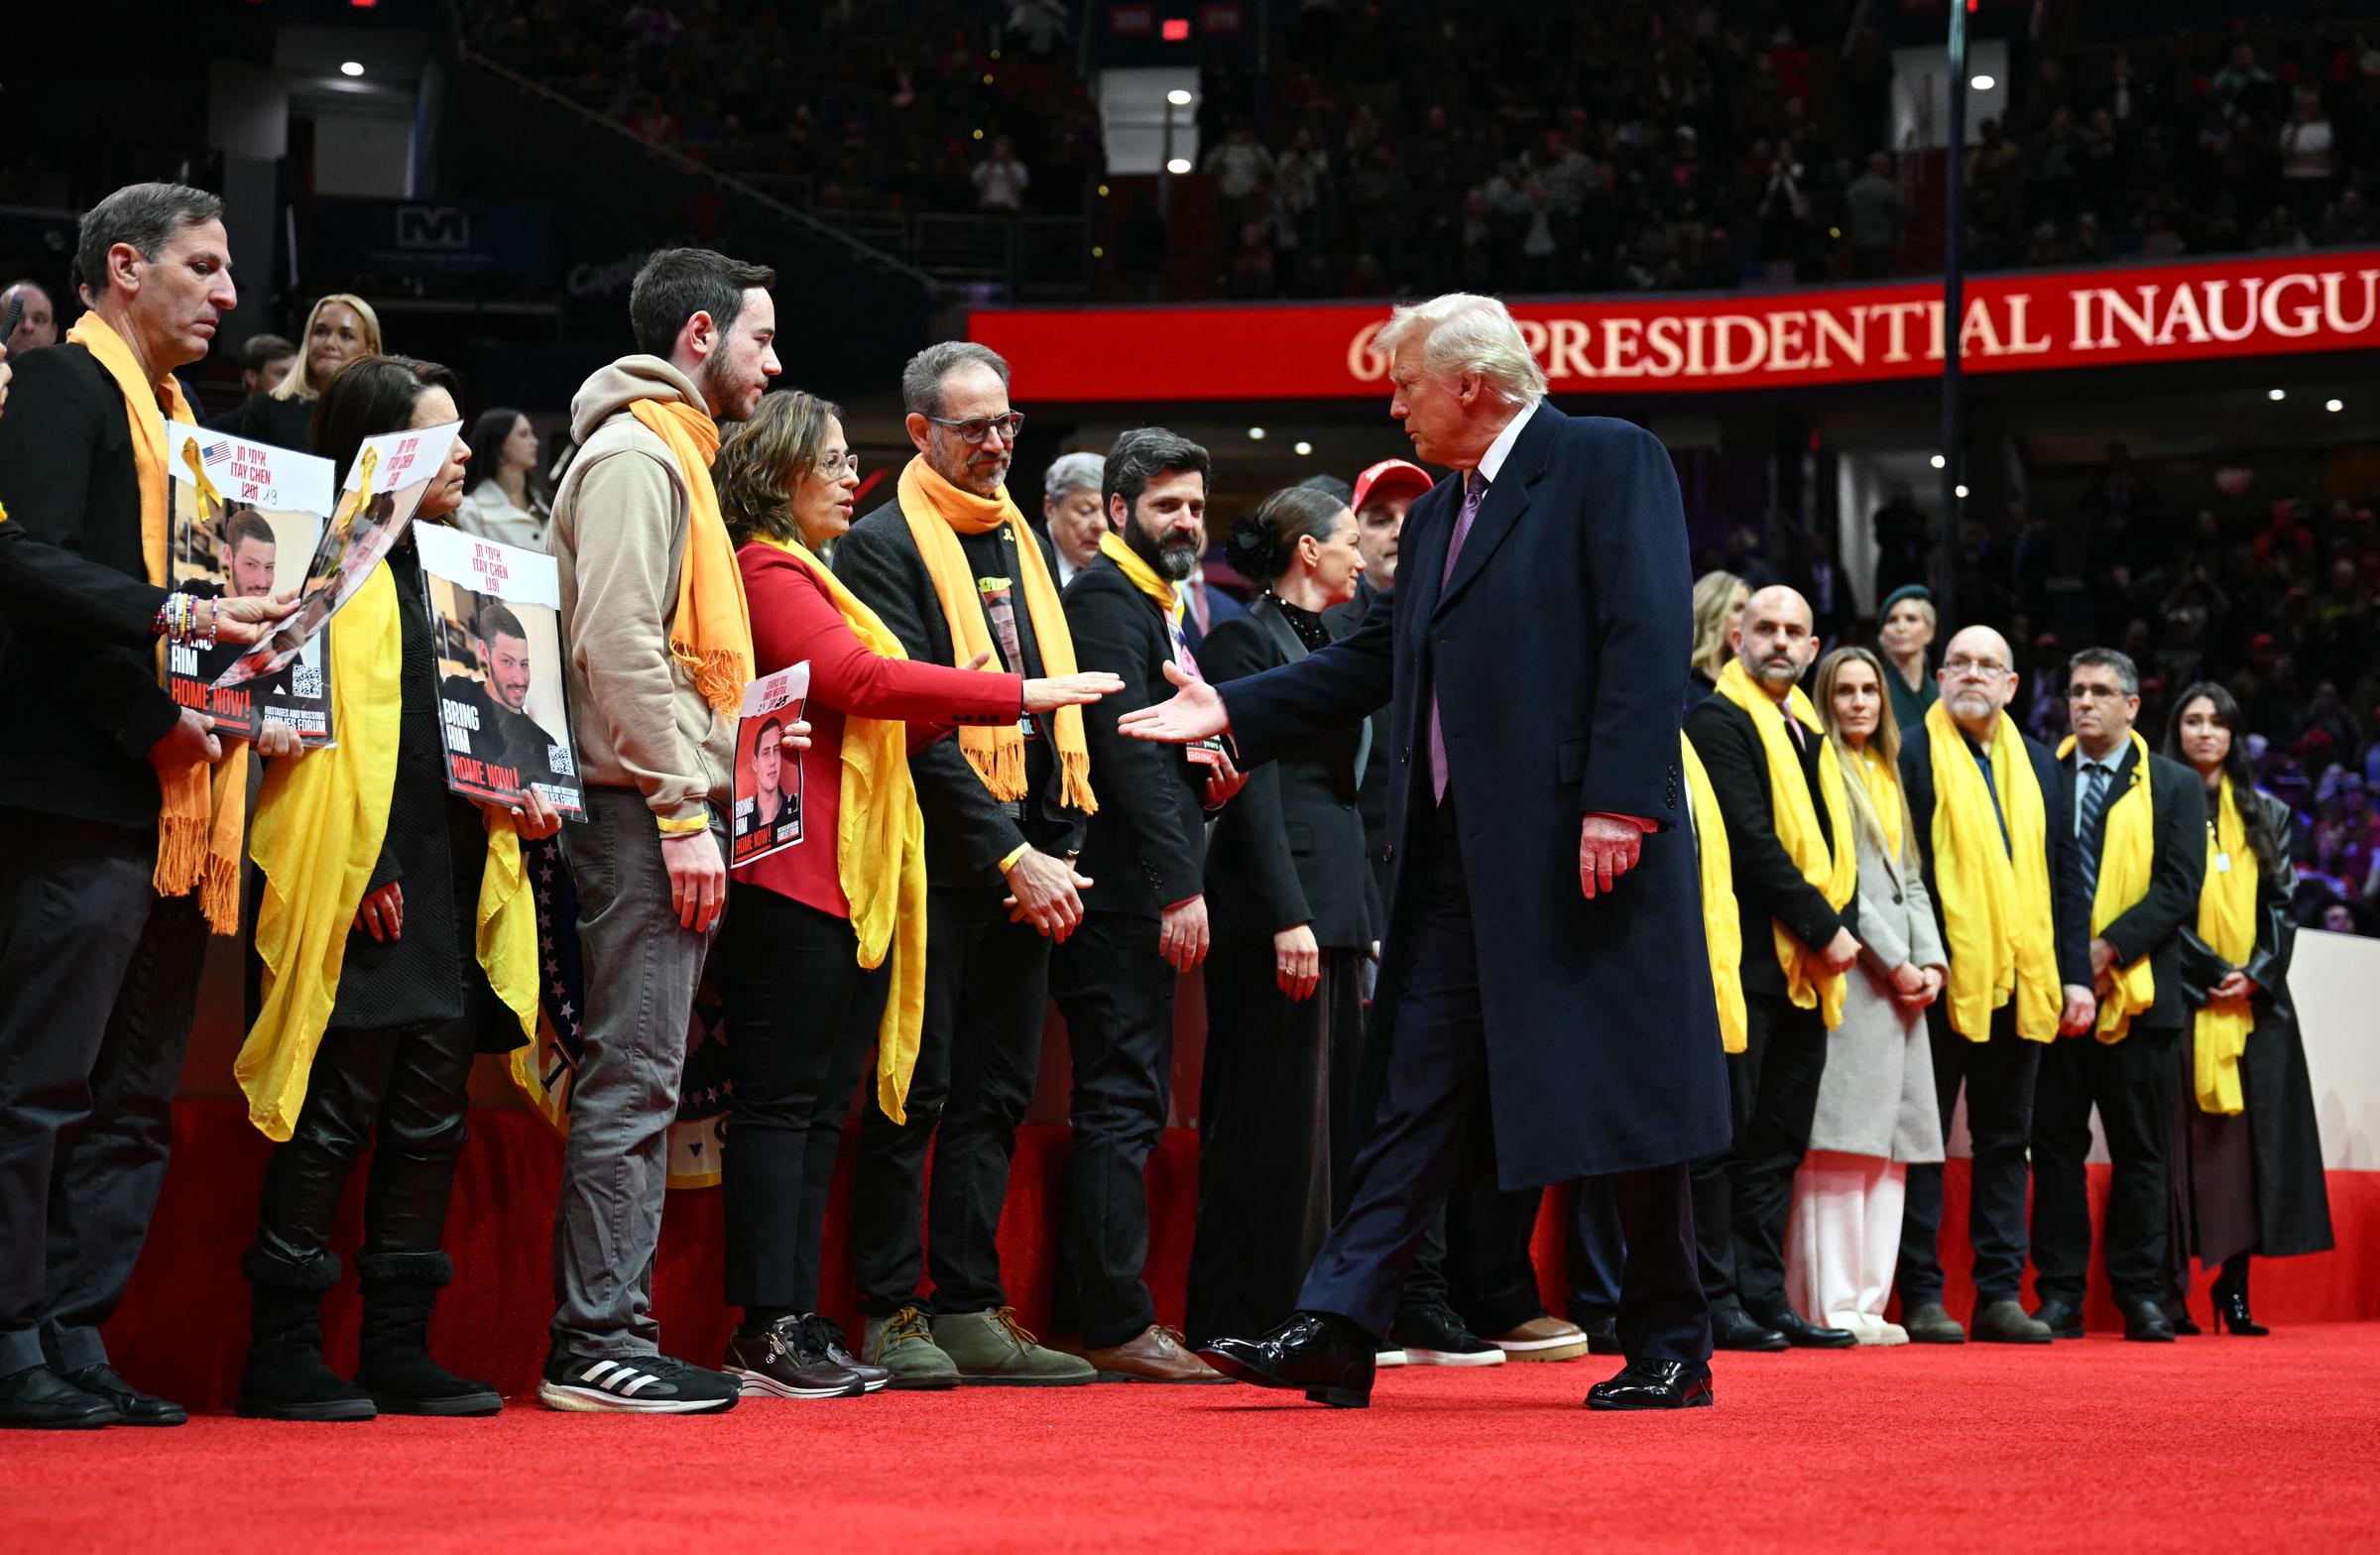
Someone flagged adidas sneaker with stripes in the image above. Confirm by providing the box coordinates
[538,1351,740,1413]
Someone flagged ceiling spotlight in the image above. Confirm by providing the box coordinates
[1165,158,1192,175]
[1248,427,1266,440]
[340,60,365,77]
[2327,398,2345,413]
[1294,441,1314,457]
[1969,74,1995,91]
[1929,453,1947,469]
[1167,89,1194,106]
[2269,388,2287,401]
[1954,484,1970,499]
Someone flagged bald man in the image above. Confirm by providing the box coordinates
[1892,625,2094,1345]
[1684,586,1862,1350]
[1,282,58,356]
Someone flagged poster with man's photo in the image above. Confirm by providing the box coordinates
[731,662,810,867]
[164,424,338,744]
[416,524,584,820]
[213,420,463,690]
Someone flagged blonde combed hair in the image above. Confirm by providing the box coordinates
[272,294,385,402]
[1372,293,1548,408]
[1690,569,1747,680]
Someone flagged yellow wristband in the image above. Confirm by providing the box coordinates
[997,843,1029,874]
[655,810,710,836]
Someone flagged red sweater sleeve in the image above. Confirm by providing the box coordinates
[741,545,1025,726]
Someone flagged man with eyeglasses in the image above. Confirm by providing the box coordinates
[832,340,1099,1388]
[2030,648,2205,1342]
[1892,626,2096,1346]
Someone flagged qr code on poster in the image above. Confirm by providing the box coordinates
[546,742,575,778]
[290,661,323,698]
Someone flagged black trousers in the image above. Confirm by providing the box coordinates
[2032,1023,2183,1306]
[1445,1180,1550,1335]
[1896,1006,2043,1307]
[252,1017,476,1272]
[1689,990,1825,1316]
[1568,1175,1625,1325]
[1049,909,1178,1349]
[714,885,888,1315]
[0,813,206,1376]
[852,885,1047,1318]
[1295,796,1710,1367]
[1184,941,1358,1346]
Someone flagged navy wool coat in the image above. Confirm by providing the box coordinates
[1218,403,1731,1187]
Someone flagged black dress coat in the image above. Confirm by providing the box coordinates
[2055,742,2208,1033]
[2175,786,2334,1258]
[1215,404,1730,1187]
[0,521,167,643]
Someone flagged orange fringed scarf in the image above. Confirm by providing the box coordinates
[624,398,753,719]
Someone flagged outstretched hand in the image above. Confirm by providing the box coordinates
[1117,660,1230,744]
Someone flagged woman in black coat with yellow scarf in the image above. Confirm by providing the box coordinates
[2166,682,2333,1334]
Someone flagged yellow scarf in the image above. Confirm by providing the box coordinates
[238,563,537,1139]
[1098,529,1184,621]
[1682,735,1748,1054]
[894,455,1094,812]
[2193,775,2258,1115]
[1926,701,2061,1042]
[2060,730,2157,1042]
[66,310,244,933]
[747,535,929,1124]
[1851,740,1905,859]
[624,398,752,719]
[1714,658,1858,1028]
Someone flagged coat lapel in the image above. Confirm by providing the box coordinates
[1433,403,1561,620]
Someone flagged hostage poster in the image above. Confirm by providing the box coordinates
[416,523,585,820]
[731,661,810,866]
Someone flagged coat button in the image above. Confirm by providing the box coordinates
[1399,747,1410,765]
[1383,844,1396,864]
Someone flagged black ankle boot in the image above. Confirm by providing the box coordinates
[354,1252,502,1416]
[237,1249,376,1421]
[2212,1256,2268,1336]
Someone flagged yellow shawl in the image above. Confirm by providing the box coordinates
[1682,735,1748,1054]
[747,535,930,1124]
[66,311,243,933]
[625,398,753,719]
[1098,529,1183,620]
[2061,730,2157,1042]
[894,455,1095,812]
[1926,700,2061,1042]
[2193,775,2258,1115]
[1851,740,1906,859]
[238,562,538,1139]
[1714,658,1858,1028]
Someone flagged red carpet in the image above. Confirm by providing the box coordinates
[11,1328,2380,1554]
[98,1102,2380,1414]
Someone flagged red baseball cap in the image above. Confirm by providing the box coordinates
[1352,458,1436,513]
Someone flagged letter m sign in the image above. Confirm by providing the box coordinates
[396,205,471,250]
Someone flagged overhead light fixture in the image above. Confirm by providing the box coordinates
[1294,441,1314,457]
[1165,158,1192,175]
[1930,453,1947,469]
[2269,388,2287,401]
[1248,427,1266,440]
[1954,484,1970,500]
[1167,89,1194,106]
[1969,74,1995,90]
[2327,398,2345,413]
[339,60,364,77]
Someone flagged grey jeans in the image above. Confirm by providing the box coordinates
[549,785,724,1358]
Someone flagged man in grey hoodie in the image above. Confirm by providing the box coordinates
[536,247,783,1413]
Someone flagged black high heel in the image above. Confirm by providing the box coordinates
[2211,1256,2269,1336]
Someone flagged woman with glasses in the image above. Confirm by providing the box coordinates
[702,388,1120,1400]
[2163,682,2332,1334]
[1787,646,1948,1344]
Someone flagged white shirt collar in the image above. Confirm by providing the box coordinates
[1475,399,1539,485]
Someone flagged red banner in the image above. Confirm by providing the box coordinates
[968,251,2380,403]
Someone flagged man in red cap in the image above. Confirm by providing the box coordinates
[1350,458,1434,596]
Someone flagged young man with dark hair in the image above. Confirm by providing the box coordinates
[1048,426,1231,1381]
[538,246,782,1413]
[240,332,297,398]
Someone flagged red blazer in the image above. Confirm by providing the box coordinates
[734,541,1024,918]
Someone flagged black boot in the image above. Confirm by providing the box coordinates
[2212,1255,2268,1336]
[237,1249,376,1421]
[354,1252,502,1415]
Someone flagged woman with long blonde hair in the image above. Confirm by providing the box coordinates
[1785,646,1949,1345]
[210,294,384,448]
[1687,569,1748,705]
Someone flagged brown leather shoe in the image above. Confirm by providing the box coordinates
[1085,1325,1233,1383]
[1486,1315,1592,1362]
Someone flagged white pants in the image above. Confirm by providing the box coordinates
[1785,1150,1907,1337]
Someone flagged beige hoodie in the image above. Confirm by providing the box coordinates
[549,355,735,827]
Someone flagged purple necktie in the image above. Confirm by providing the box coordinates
[1428,468,1489,804]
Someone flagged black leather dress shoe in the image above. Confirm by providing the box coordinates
[63,1365,185,1426]
[0,1365,119,1429]
[1752,1308,1858,1350]
[1711,1308,1788,1353]
[2031,1298,2084,1339]
[1587,1360,1714,1411]
[1198,1312,1375,1408]
[2121,1299,2176,1343]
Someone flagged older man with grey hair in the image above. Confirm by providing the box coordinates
[832,340,1099,1388]
[1042,449,1106,584]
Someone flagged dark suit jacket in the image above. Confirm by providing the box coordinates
[0,520,167,644]
[832,496,1087,889]
[1325,573,1396,897]
[1899,718,2094,1001]
[1180,576,1246,658]
[1060,553,1207,919]
[2058,741,2208,1031]
[1684,692,1857,999]
[1215,403,1730,1186]
[0,343,187,826]
[1201,595,1377,950]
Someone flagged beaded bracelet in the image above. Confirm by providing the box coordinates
[154,592,219,649]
